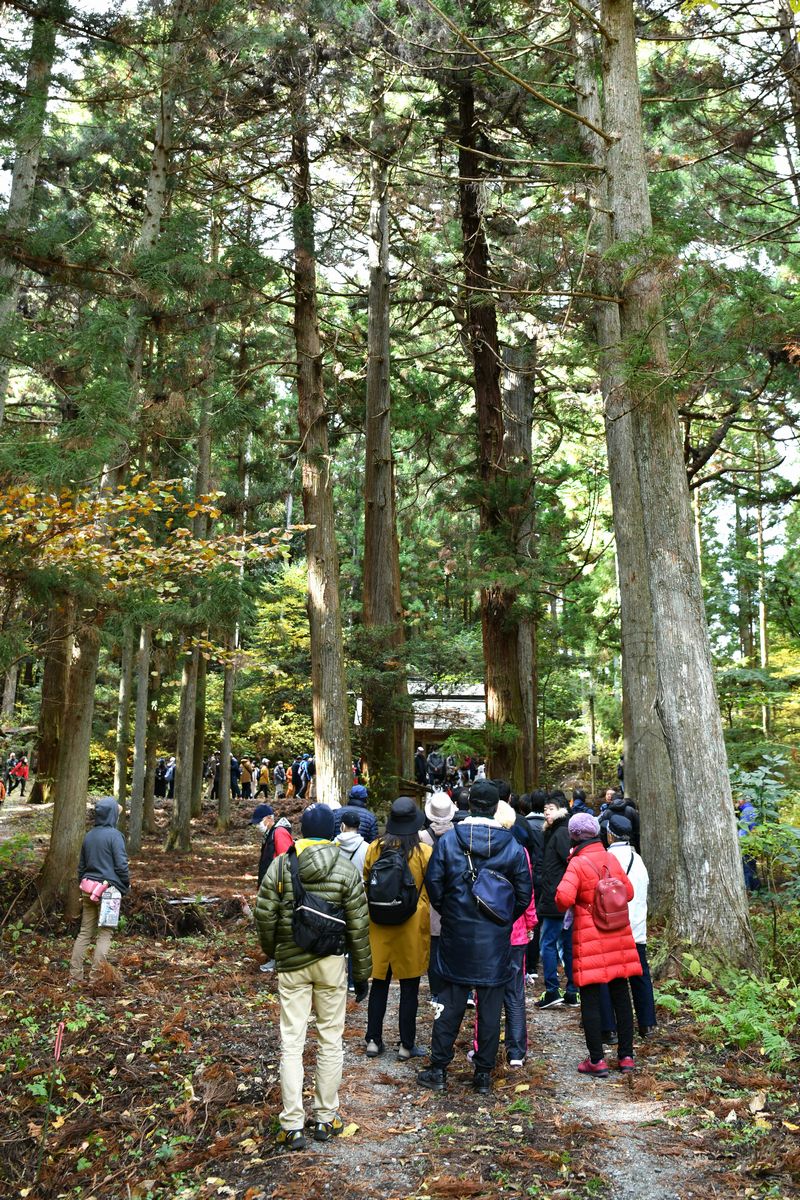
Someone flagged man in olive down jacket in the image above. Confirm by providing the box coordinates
[417,780,532,1095]
[255,803,372,1151]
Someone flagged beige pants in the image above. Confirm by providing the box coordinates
[69,895,113,981]
[277,955,347,1131]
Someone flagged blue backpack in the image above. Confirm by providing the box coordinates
[455,826,516,926]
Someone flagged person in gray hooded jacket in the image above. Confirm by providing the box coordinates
[69,797,130,982]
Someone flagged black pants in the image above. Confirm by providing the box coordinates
[431,981,504,1072]
[366,969,420,1051]
[581,977,634,1062]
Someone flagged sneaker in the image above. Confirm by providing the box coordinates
[577,1057,609,1077]
[365,1040,385,1058]
[563,992,580,1007]
[417,1066,446,1091]
[472,1070,491,1095]
[466,992,476,1008]
[535,990,563,1009]
[466,1048,475,1063]
[601,1029,616,1043]
[525,973,537,984]
[398,1044,427,1060]
[638,1025,656,1039]
[313,1115,344,1141]
[260,960,275,973]
[618,1056,635,1073]
[508,1058,525,1068]
[276,1128,306,1150]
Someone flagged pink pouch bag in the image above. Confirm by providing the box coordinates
[80,878,108,902]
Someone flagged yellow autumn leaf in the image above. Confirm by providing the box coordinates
[341,1123,359,1137]
[514,1083,530,1093]
[782,1121,799,1131]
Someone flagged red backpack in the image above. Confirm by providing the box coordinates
[587,860,630,932]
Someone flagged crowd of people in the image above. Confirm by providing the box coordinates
[65,748,761,1153]
[251,775,657,1149]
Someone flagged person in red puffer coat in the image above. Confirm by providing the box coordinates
[556,812,642,1078]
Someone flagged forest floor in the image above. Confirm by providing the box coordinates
[1,795,799,1200]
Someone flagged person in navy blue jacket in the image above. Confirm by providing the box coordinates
[332,785,379,844]
[417,780,531,1096]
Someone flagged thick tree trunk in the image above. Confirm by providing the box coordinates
[113,626,135,816]
[1,662,19,722]
[503,345,537,788]
[27,597,73,806]
[27,623,100,920]
[165,647,199,852]
[128,625,151,855]
[601,0,753,960]
[293,102,352,805]
[0,1,62,425]
[361,73,412,803]
[458,80,524,788]
[573,16,677,914]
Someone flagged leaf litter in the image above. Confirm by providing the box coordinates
[1,801,798,1199]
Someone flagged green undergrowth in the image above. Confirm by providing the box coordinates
[654,947,800,1068]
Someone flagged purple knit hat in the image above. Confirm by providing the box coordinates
[569,812,600,841]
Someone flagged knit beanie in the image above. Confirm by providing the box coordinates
[301,803,335,840]
[568,812,600,842]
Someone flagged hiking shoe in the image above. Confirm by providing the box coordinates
[638,1024,656,1039]
[259,960,275,973]
[276,1128,306,1150]
[601,1029,616,1043]
[535,990,563,1009]
[398,1044,427,1060]
[417,1066,446,1091]
[618,1056,635,1073]
[313,1115,344,1141]
[577,1057,609,1077]
[365,1040,385,1058]
[508,1058,525,1068]
[472,1070,492,1095]
[563,991,580,1007]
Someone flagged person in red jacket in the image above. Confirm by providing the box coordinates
[555,812,642,1077]
[9,755,29,797]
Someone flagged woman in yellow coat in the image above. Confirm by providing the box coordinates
[363,797,432,1061]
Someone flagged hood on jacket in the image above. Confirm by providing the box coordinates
[336,829,365,848]
[454,820,514,858]
[296,840,343,883]
[94,796,120,827]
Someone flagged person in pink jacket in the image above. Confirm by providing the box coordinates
[556,812,641,1077]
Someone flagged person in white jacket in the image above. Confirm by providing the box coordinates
[607,814,657,1037]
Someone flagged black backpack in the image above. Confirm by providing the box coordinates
[366,846,420,926]
[278,849,346,957]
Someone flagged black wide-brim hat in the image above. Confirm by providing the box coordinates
[385,796,425,835]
